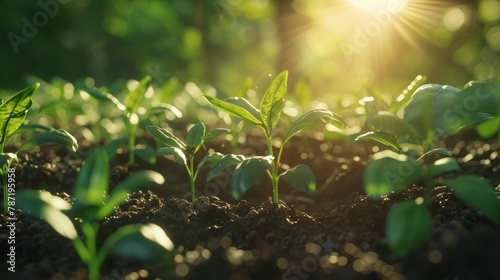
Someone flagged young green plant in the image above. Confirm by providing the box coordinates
[364,148,500,256]
[1,84,78,213]
[356,79,500,256]
[84,76,182,165]
[147,123,230,203]
[203,70,346,203]
[357,79,498,152]
[17,147,172,280]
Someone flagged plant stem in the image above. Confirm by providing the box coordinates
[188,157,196,203]
[265,132,279,203]
[128,124,137,166]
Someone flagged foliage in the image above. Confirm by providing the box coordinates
[358,78,500,256]
[365,149,500,256]
[84,76,182,165]
[357,79,499,151]
[16,147,172,280]
[147,123,229,203]
[203,70,346,203]
[0,84,78,212]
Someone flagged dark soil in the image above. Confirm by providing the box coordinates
[1,130,499,280]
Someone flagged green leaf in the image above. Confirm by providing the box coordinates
[364,150,424,198]
[0,153,16,168]
[230,156,273,200]
[103,223,173,262]
[206,154,245,181]
[476,115,500,139]
[444,175,500,224]
[203,95,263,126]
[72,148,110,209]
[158,147,187,166]
[134,145,157,165]
[386,199,433,256]
[260,70,288,129]
[427,157,460,178]
[0,84,39,145]
[197,152,224,170]
[418,148,451,160]
[144,104,183,119]
[146,126,186,150]
[96,171,164,219]
[279,165,316,194]
[225,97,262,122]
[368,111,417,141]
[17,124,54,133]
[202,128,231,142]
[16,190,78,239]
[186,123,205,150]
[283,109,346,144]
[124,76,151,114]
[355,131,401,152]
[18,129,78,152]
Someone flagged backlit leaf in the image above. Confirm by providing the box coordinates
[72,147,110,209]
[124,76,151,114]
[355,131,401,152]
[283,109,346,145]
[386,199,433,256]
[103,223,173,262]
[146,126,186,150]
[17,190,77,239]
[364,150,424,198]
[186,123,205,150]
[158,147,187,166]
[444,175,500,224]
[427,157,460,178]
[203,94,262,126]
[279,165,316,194]
[230,156,273,200]
[260,70,288,129]
[203,128,230,142]
[0,84,39,145]
[18,129,78,152]
[206,154,245,181]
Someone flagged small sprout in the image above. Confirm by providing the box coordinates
[147,123,230,203]
[84,76,182,165]
[0,84,78,212]
[203,70,346,203]
[17,147,170,280]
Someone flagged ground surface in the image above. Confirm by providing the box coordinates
[0,130,499,280]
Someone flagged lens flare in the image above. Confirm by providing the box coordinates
[346,0,408,13]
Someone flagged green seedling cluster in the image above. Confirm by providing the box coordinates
[17,147,172,280]
[203,70,346,203]
[147,123,230,203]
[357,79,500,256]
[1,84,78,213]
[85,75,182,165]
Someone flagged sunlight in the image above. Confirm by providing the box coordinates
[345,0,408,13]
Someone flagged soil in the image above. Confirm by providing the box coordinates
[0,130,499,280]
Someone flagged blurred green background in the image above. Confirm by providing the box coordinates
[2,0,500,103]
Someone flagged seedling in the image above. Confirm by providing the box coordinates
[357,79,498,151]
[84,76,182,165]
[147,123,230,203]
[17,147,172,280]
[203,70,346,203]
[357,79,500,256]
[1,84,78,212]
[364,148,500,256]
